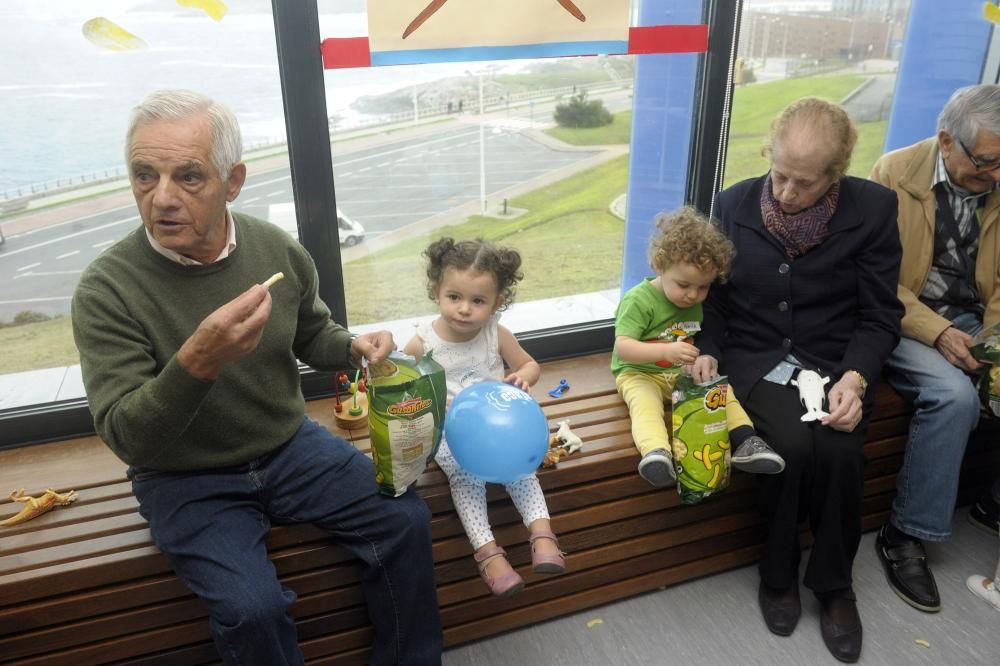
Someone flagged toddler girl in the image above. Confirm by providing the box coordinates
[403,237,565,597]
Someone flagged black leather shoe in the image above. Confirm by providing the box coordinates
[875,523,941,612]
[758,579,800,636]
[820,596,863,663]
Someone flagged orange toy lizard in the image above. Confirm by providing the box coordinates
[0,488,78,526]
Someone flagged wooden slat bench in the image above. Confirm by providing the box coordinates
[1,352,997,665]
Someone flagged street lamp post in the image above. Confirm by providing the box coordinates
[412,82,419,126]
[478,72,486,214]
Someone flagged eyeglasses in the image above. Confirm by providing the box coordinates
[958,139,1000,171]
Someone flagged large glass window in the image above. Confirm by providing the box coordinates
[318,4,635,342]
[724,0,911,187]
[0,0,712,446]
[0,0,287,414]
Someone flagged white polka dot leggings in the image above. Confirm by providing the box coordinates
[435,438,551,550]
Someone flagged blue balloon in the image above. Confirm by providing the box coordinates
[444,381,550,484]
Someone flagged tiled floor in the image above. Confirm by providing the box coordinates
[443,509,1000,665]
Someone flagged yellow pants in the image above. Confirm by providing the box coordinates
[615,370,754,458]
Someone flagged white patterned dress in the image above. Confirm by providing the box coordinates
[415,313,550,549]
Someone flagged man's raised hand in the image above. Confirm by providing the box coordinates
[177,284,272,380]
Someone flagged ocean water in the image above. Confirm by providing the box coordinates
[0,4,480,194]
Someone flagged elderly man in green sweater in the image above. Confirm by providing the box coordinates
[71,90,442,666]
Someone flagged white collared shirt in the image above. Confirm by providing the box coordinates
[145,209,237,266]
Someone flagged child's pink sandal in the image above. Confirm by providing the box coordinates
[529,530,567,574]
[474,545,524,597]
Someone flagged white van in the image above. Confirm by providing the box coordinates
[337,212,365,247]
[266,203,365,246]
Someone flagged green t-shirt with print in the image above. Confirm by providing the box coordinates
[611,278,702,375]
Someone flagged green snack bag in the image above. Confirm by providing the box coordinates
[670,374,732,505]
[367,351,447,497]
[971,323,1000,418]
[978,366,1000,418]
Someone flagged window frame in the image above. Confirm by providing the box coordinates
[0,0,737,450]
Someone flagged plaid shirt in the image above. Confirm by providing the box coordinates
[919,154,994,320]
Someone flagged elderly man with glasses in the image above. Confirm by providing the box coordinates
[870,84,1000,614]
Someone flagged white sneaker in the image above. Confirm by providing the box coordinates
[966,575,1000,612]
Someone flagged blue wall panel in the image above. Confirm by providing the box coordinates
[621,0,703,293]
[884,0,993,152]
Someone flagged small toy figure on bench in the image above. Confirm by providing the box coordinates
[547,378,570,398]
[0,488,78,526]
[792,370,830,422]
[542,419,584,468]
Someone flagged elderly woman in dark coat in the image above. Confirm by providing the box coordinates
[693,98,903,663]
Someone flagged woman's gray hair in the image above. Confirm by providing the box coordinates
[938,84,1000,146]
[125,90,242,178]
[761,97,857,181]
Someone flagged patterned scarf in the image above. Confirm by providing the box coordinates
[760,173,840,258]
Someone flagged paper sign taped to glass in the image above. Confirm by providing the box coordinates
[367,0,629,65]
[320,0,708,69]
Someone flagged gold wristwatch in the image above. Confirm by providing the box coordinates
[844,369,867,398]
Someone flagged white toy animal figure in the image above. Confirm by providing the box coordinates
[791,370,830,422]
[555,420,583,454]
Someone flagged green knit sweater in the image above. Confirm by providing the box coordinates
[71,212,352,471]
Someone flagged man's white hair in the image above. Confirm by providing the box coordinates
[125,90,242,177]
[938,84,1000,147]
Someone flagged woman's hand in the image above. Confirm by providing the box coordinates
[690,355,719,384]
[822,374,864,432]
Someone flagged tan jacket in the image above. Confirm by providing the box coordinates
[870,137,1000,345]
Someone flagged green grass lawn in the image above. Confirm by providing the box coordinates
[343,154,629,325]
[724,74,886,187]
[0,315,77,374]
[545,110,632,145]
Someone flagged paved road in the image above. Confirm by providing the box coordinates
[843,72,897,122]
[0,88,633,322]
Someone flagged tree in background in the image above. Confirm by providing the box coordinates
[554,91,613,128]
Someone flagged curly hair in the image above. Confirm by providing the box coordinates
[648,207,734,280]
[423,237,523,310]
[761,97,857,180]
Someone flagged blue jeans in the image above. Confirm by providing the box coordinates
[884,311,983,541]
[130,418,442,666]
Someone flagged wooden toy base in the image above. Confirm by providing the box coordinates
[334,393,369,431]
